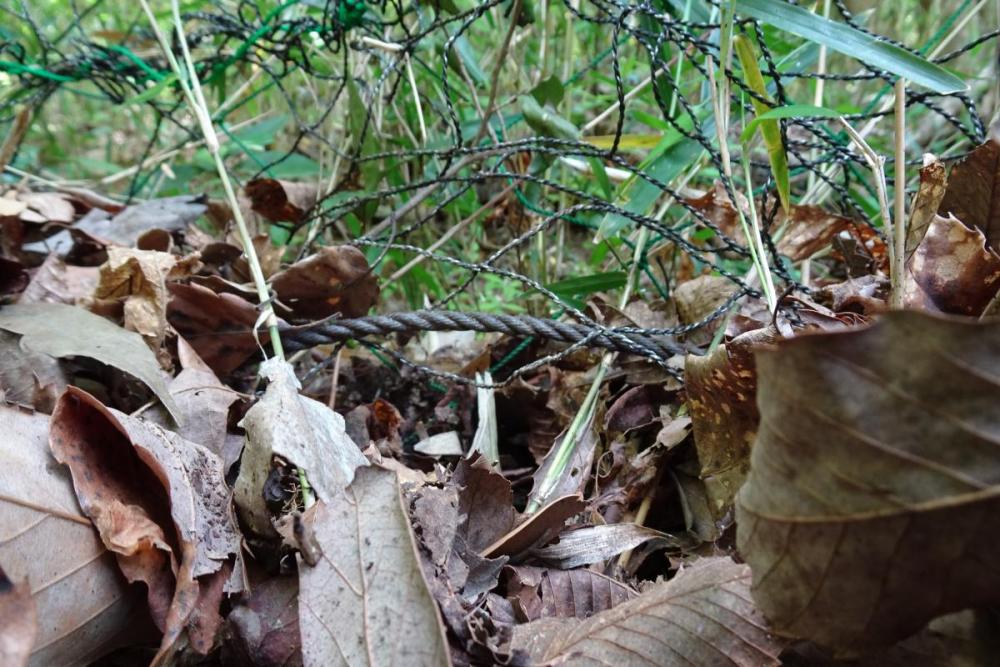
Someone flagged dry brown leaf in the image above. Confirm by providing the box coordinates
[298,466,449,667]
[17,192,75,225]
[93,247,182,352]
[148,338,239,461]
[683,182,745,239]
[22,195,207,256]
[270,246,379,320]
[223,575,302,667]
[50,388,244,660]
[510,557,786,665]
[674,274,739,344]
[504,565,637,621]
[775,205,853,261]
[0,406,138,667]
[529,523,682,569]
[905,155,948,263]
[904,214,1000,316]
[167,282,263,375]
[0,302,181,423]
[480,494,585,560]
[19,254,99,306]
[234,359,369,538]
[244,179,318,223]
[937,138,1000,250]
[737,311,1000,652]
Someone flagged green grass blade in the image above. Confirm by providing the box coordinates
[739,104,840,142]
[735,35,791,212]
[735,0,966,93]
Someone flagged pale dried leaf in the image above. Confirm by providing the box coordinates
[510,557,785,665]
[19,254,99,306]
[530,524,681,569]
[94,247,179,350]
[0,406,136,667]
[0,303,181,423]
[0,566,36,667]
[234,359,369,537]
[298,466,449,667]
[738,311,1000,652]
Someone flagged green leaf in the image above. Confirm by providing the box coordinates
[520,95,579,141]
[735,35,791,212]
[739,104,841,143]
[530,74,565,108]
[231,114,289,148]
[545,271,628,298]
[735,0,966,93]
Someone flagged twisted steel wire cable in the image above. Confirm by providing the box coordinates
[279,310,693,363]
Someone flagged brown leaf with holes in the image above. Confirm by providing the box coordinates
[245,179,318,223]
[270,246,379,320]
[50,387,244,661]
[685,327,777,524]
[937,138,1000,250]
[737,311,1000,652]
[904,213,1000,316]
[510,557,786,665]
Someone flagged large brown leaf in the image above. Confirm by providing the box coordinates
[50,388,244,661]
[298,466,449,666]
[737,311,1000,652]
[509,557,785,665]
[270,246,379,320]
[0,406,138,667]
[937,139,1000,251]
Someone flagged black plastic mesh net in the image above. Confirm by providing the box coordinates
[1,0,997,384]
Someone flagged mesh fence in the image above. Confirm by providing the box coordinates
[1,0,997,385]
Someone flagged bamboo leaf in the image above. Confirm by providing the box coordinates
[735,0,966,94]
[739,104,841,143]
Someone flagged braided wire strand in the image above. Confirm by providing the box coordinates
[279,310,693,363]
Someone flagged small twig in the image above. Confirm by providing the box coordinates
[405,54,428,145]
[0,106,32,175]
[474,0,523,145]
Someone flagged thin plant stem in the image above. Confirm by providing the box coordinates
[893,78,907,310]
[526,225,650,513]
[140,0,285,360]
[840,117,900,307]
